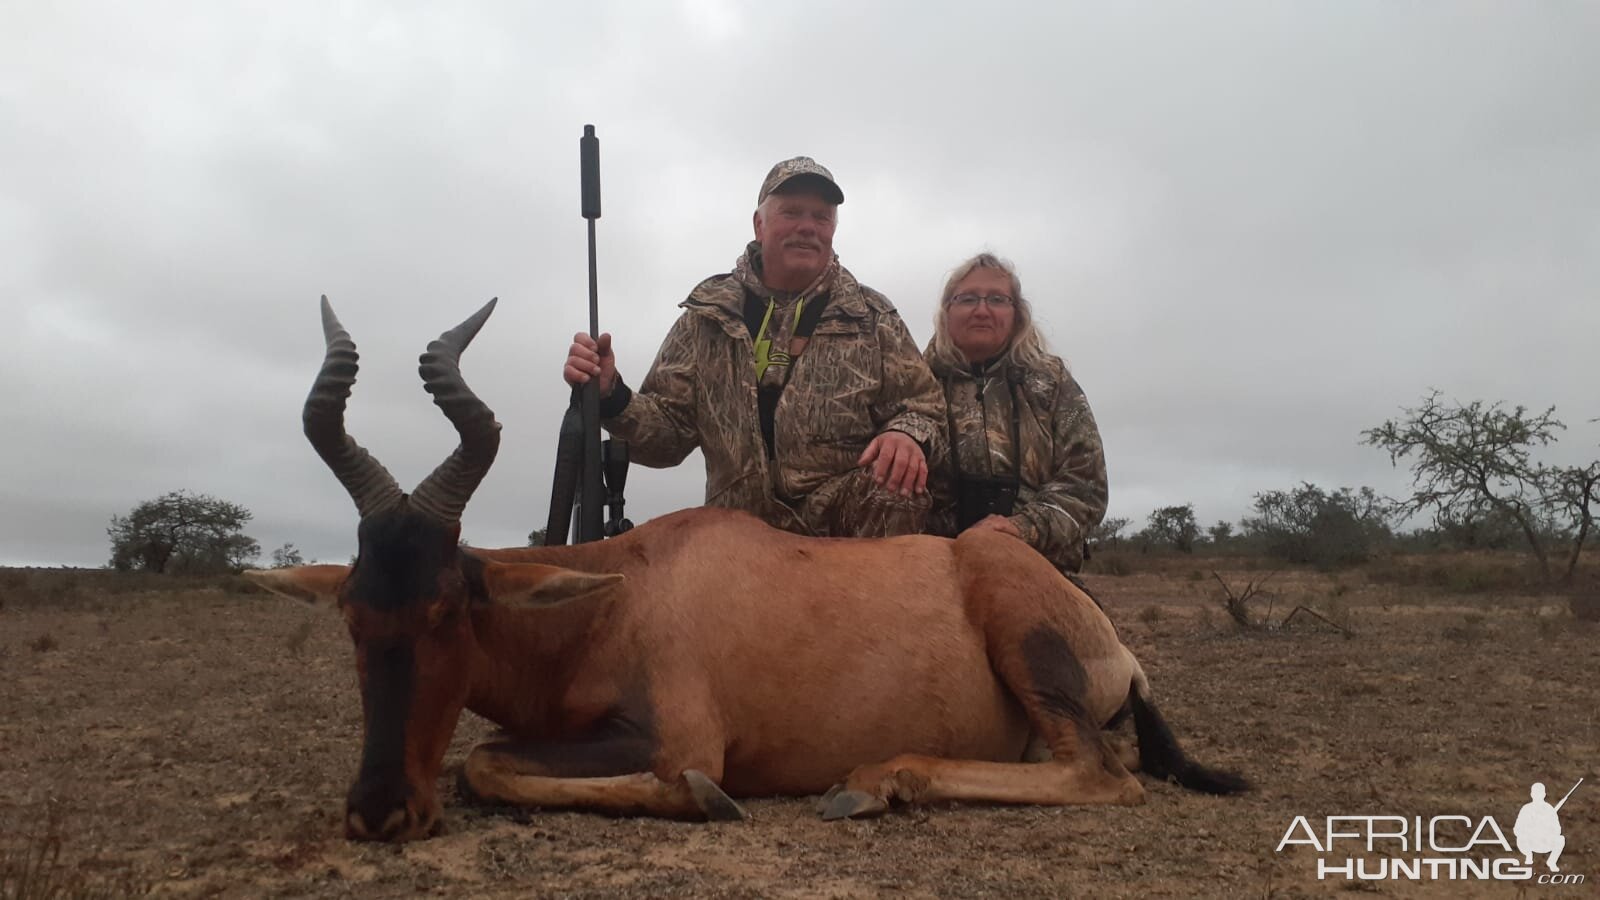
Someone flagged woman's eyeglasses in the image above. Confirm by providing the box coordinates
[949,293,1015,310]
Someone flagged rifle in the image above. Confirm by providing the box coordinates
[1554,777,1582,813]
[544,125,632,545]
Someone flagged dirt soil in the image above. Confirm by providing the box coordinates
[2,565,1596,898]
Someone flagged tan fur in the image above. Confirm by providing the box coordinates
[470,514,1122,785]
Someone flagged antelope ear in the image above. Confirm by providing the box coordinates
[481,561,625,610]
[243,565,350,605]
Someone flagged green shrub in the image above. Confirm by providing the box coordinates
[1242,483,1395,569]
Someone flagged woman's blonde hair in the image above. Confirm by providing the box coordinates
[927,252,1052,370]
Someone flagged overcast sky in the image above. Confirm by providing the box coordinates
[3,1,1596,567]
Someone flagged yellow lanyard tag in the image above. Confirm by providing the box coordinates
[753,296,807,381]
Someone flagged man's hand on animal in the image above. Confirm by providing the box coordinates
[563,331,617,397]
[966,514,1021,538]
[857,430,927,497]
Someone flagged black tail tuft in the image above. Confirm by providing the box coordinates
[1131,687,1251,795]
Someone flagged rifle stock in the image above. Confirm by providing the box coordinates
[543,389,586,545]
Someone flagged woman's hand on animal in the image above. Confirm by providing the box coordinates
[965,514,1021,538]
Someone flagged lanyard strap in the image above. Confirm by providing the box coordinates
[753,296,808,381]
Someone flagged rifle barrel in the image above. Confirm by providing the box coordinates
[577,125,605,542]
[1554,777,1582,812]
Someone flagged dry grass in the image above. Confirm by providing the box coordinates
[284,620,316,656]
[2,559,1598,896]
[0,820,150,899]
[1571,574,1600,622]
[1089,546,1599,595]
[0,568,262,612]
[1083,550,1134,576]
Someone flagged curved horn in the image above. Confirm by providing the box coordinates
[409,298,502,525]
[302,296,405,517]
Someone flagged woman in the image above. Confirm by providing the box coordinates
[925,252,1108,573]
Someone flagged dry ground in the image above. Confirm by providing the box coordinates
[1,560,1596,898]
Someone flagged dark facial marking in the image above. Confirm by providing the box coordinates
[347,638,416,825]
[347,509,459,612]
[358,640,415,771]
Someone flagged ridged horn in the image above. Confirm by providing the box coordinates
[303,296,405,517]
[408,298,502,525]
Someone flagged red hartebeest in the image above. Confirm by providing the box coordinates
[248,298,1246,842]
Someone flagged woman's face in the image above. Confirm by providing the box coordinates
[945,268,1018,364]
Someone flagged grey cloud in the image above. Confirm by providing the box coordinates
[4,1,1596,565]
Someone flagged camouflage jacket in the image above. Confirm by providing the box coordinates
[926,351,1108,572]
[602,246,945,534]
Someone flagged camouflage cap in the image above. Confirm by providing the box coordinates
[757,156,844,206]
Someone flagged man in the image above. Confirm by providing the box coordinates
[563,156,944,537]
[1514,782,1568,873]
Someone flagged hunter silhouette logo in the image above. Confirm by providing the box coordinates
[1276,777,1586,884]
[1516,779,1581,873]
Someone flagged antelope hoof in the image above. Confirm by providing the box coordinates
[821,788,888,821]
[816,784,843,815]
[683,769,747,821]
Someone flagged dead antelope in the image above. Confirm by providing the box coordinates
[248,298,1247,842]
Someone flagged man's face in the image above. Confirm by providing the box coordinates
[753,187,837,291]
